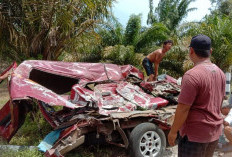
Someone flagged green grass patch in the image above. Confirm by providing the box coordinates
[0,111,51,156]
[0,80,9,108]
[1,149,43,157]
[9,112,52,146]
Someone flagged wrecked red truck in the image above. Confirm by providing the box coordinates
[0,60,180,157]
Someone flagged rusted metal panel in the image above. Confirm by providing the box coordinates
[109,106,176,120]
[110,110,161,119]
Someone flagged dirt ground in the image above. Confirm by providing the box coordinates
[163,145,230,157]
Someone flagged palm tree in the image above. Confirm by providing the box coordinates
[97,15,124,47]
[210,0,232,16]
[123,14,142,46]
[97,13,170,67]
[147,0,157,25]
[181,15,232,71]
[0,0,115,61]
[134,23,170,53]
[147,0,197,30]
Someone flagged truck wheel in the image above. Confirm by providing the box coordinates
[129,123,166,157]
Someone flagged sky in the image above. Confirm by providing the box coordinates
[112,0,212,27]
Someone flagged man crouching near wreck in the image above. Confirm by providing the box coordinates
[142,40,173,81]
[168,34,226,157]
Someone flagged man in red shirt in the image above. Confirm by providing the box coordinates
[168,34,226,157]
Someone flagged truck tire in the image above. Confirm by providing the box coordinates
[129,123,166,157]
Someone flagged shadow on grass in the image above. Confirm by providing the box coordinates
[65,145,129,157]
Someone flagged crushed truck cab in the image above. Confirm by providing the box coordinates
[0,60,180,157]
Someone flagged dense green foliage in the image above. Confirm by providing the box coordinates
[97,16,124,47]
[1,0,232,77]
[187,15,232,71]
[0,0,115,61]
[97,15,170,68]
[135,23,169,53]
[147,0,157,25]
[1,0,232,75]
[160,37,189,77]
[123,14,142,46]
[103,45,139,66]
[210,0,232,16]
[151,0,232,74]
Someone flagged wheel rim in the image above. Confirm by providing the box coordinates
[139,131,161,157]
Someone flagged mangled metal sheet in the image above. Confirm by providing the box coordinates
[14,60,143,84]
[140,75,180,104]
[70,82,169,115]
[109,106,177,119]
[116,82,169,109]
[10,76,77,108]
[10,60,144,108]
[109,105,177,125]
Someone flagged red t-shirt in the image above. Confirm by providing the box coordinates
[178,63,226,143]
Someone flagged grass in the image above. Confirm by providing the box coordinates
[0,81,128,157]
[1,149,43,157]
[0,80,9,108]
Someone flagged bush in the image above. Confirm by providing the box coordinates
[102,45,140,66]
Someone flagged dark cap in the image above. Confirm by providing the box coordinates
[189,34,211,50]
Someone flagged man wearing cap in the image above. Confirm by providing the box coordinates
[168,34,226,157]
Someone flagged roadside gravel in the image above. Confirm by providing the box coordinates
[163,146,229,157]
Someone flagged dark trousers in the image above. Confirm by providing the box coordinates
[142,57,154,76]
[178,136,218,157]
